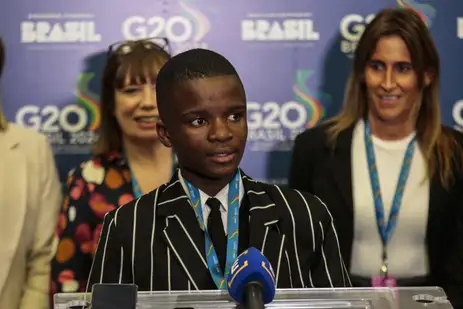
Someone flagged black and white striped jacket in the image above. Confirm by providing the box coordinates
[87,169,351,291]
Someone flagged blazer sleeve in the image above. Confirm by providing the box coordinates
[20,136,62,309]
[438,129,463,309]
[87,210,124,290]
[441,186,463,309]
[309,195,351,288]
[289,131,314,192]
[50,167,98,294]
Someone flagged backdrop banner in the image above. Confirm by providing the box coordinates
[1,0,462,184]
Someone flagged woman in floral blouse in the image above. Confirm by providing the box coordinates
[51,38,175,294]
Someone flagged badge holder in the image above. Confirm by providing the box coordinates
[372,251,397,287]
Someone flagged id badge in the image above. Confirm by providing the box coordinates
[371,275,397,287]
[373,256,396,287]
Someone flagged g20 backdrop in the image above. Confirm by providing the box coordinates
[0,0,462,184]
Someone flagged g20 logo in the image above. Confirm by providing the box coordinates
[340,14,375,41]
[122,16,194,43]
[339,14,375,54]
[15,105,88,133]
[452,100,463,129]
[247,101,307,130]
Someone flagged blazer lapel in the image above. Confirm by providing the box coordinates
[0,129,27,294]
[426,153,451,244]
[157,172,214,290]
[428,173,445,222]
[327,126,355,212]
[158,170,296,289]
[241,173,289,287]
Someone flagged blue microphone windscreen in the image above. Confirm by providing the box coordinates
[227,247,276,304]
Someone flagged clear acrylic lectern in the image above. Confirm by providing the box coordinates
[53,287,453,309]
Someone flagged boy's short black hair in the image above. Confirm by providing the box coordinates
[155,48,244,115]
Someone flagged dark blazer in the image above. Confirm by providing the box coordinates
[87,169,351,291]
[289,123,463,308]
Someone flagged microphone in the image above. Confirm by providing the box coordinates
[227,247,276,309]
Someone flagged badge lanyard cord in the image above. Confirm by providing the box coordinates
[183,170,241,290]
[364,120,416,279]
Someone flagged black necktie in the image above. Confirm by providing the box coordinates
[206,197,227,271]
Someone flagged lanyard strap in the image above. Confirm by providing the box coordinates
[183,170,240,290]
[130,170,143,199]
[364,121,416,271]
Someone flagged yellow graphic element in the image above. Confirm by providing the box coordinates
[228,260,249,287]
[262,261,276,286]
[219,278,225,289]
[231,195,239,204]
[229,229,239,239]
[207,243,214,255]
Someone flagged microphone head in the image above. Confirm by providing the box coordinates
[227,247,276,304]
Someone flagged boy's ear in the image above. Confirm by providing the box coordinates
[156,119,173,148]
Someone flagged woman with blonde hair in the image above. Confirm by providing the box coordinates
[0,37,62,309]
[289,8,462,308]
[51,38,176,295]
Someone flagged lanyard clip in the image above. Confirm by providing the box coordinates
[380,247,389,278]
[380,251,389,278]
[380,261,388,277]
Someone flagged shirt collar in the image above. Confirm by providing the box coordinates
[178,169,243,212]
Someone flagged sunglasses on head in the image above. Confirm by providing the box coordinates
[106,37,170,57]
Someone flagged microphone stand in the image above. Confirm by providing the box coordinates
[243,282,265,309]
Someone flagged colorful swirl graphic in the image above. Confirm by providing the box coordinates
[193,200,200,210]
[179,0,211,41]
[207,243,214,255]
[230,195,239,205]
[75,73,100,131]
[229,229,239,239]
[292,70,326,128]
[397,0,436,27]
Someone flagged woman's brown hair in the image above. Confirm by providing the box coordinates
[92,39,170,155]
[325,8,462,188]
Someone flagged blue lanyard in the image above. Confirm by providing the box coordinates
[364,120,416,246]
[183,170,240,290]
[130,170,143,199]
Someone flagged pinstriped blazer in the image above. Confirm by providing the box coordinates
[87,169,351,291]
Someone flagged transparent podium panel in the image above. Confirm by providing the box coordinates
[54,287,453,309]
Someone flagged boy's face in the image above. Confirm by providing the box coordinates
[157,75,247,181]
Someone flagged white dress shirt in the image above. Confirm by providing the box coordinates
[179,170,245,235]
[350,120,429,277]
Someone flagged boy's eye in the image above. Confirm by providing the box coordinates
[190,118,206,127]
[228,113,243,122]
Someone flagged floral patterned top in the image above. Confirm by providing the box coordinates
[50,152,175,294]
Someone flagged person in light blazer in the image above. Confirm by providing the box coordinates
[0,37,62,309]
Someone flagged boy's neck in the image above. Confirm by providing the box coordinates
[180,167,236,197]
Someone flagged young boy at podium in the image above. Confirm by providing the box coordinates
[87,48,351,291]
